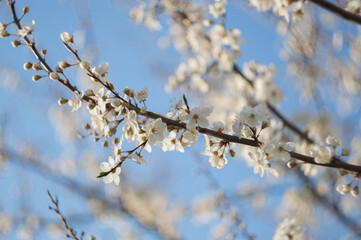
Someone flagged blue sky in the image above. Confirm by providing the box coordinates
[0,0,356,239]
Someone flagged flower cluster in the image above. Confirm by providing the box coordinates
[249,0,305,23]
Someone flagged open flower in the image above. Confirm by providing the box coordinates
[18,20,35,38]
[239,105,267,128]
[99,157,121,185]
[309,145,332,164]
[68,90,84,112]
[180,107,212,130]
[144,118,167,145]
[92,63,109,77]
[135,87,148,102]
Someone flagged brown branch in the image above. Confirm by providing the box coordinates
[309,0,361,26]
[47,190,83,240]
[297,170,361,235]
[7,1,361,175]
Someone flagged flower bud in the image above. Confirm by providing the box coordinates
[140,106,147,114]
[58,97,68,105]
[58,61,70,69]
[40,49,47,56]
[55,65,63,73]
[326,135,340,148]
[85,89,95,97]
[83,124,91,130]
[49,72,60,80]
[23,62,33,70]
[23,6,30,15]
[287,160,297,168]
[229,149,235,158]
[102,140,108,148]
[261,120,270,129]
[87,103,96,111]
[32,74,41,82]
[336,184,350,195]
[124,87,134,97]
[32,63,42,71]
[341,148,351,156]
[0,30,9,38]
[111,99,121,108]
[60,32,73,43]
[351,186,359,197]
[112,138,120,145]
[242,128,252,138]
[79,61,90,70]
[11,40,21,48]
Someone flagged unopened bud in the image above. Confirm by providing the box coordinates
[112,138,120,145]
[111,99,121,108]
[32,63,42,71]
[55,65,63,73]
[23,62,33,70]
[351,186,359,197]
[140,106,147,114]
[124,87,134,97]
[229,149,235,158]
[60,32,73,43]
[0,30,9,38]
[32,74,41,82]
[11,40,21,48]
[102,140,108,148]
[287,160,297,168]
[261,120,270,129]
[23,6,30,15]
[58,61,70,69]
[58,97,68,105]
[341,148,351,156]
[85,89,95,96]
[83,124,91,130]
[40,49,47,56]
[338,169,349,176]
[49,72,60,80]
[87,104,96,111]
[242,128,252,138]
[336,184,350,195]
[79,61,90,70]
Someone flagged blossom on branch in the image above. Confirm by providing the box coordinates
[99,157,121,185]
[18,20,35,38]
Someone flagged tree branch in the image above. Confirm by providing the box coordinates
[309,0,361,26]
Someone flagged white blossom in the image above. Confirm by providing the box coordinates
[309,145,332,164]
[180,107,212,130]
[122,109,140,142]
[144,118,167,146]
[345,1,361,15]
[161,131,184,153]
[266,141,295,162]
[135,87,148,102]
[18,20,35,38]
[68,90,84,112]
[239,105,267,128]
[202,135,227,169]
[99,157,121,185]
[247,149,278,177]
[325,135,340,148]
[209,0,227,19]
[129,153,146,166]
[273,218,305,240]
[182,129,199,147]
[92,63,109,77]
